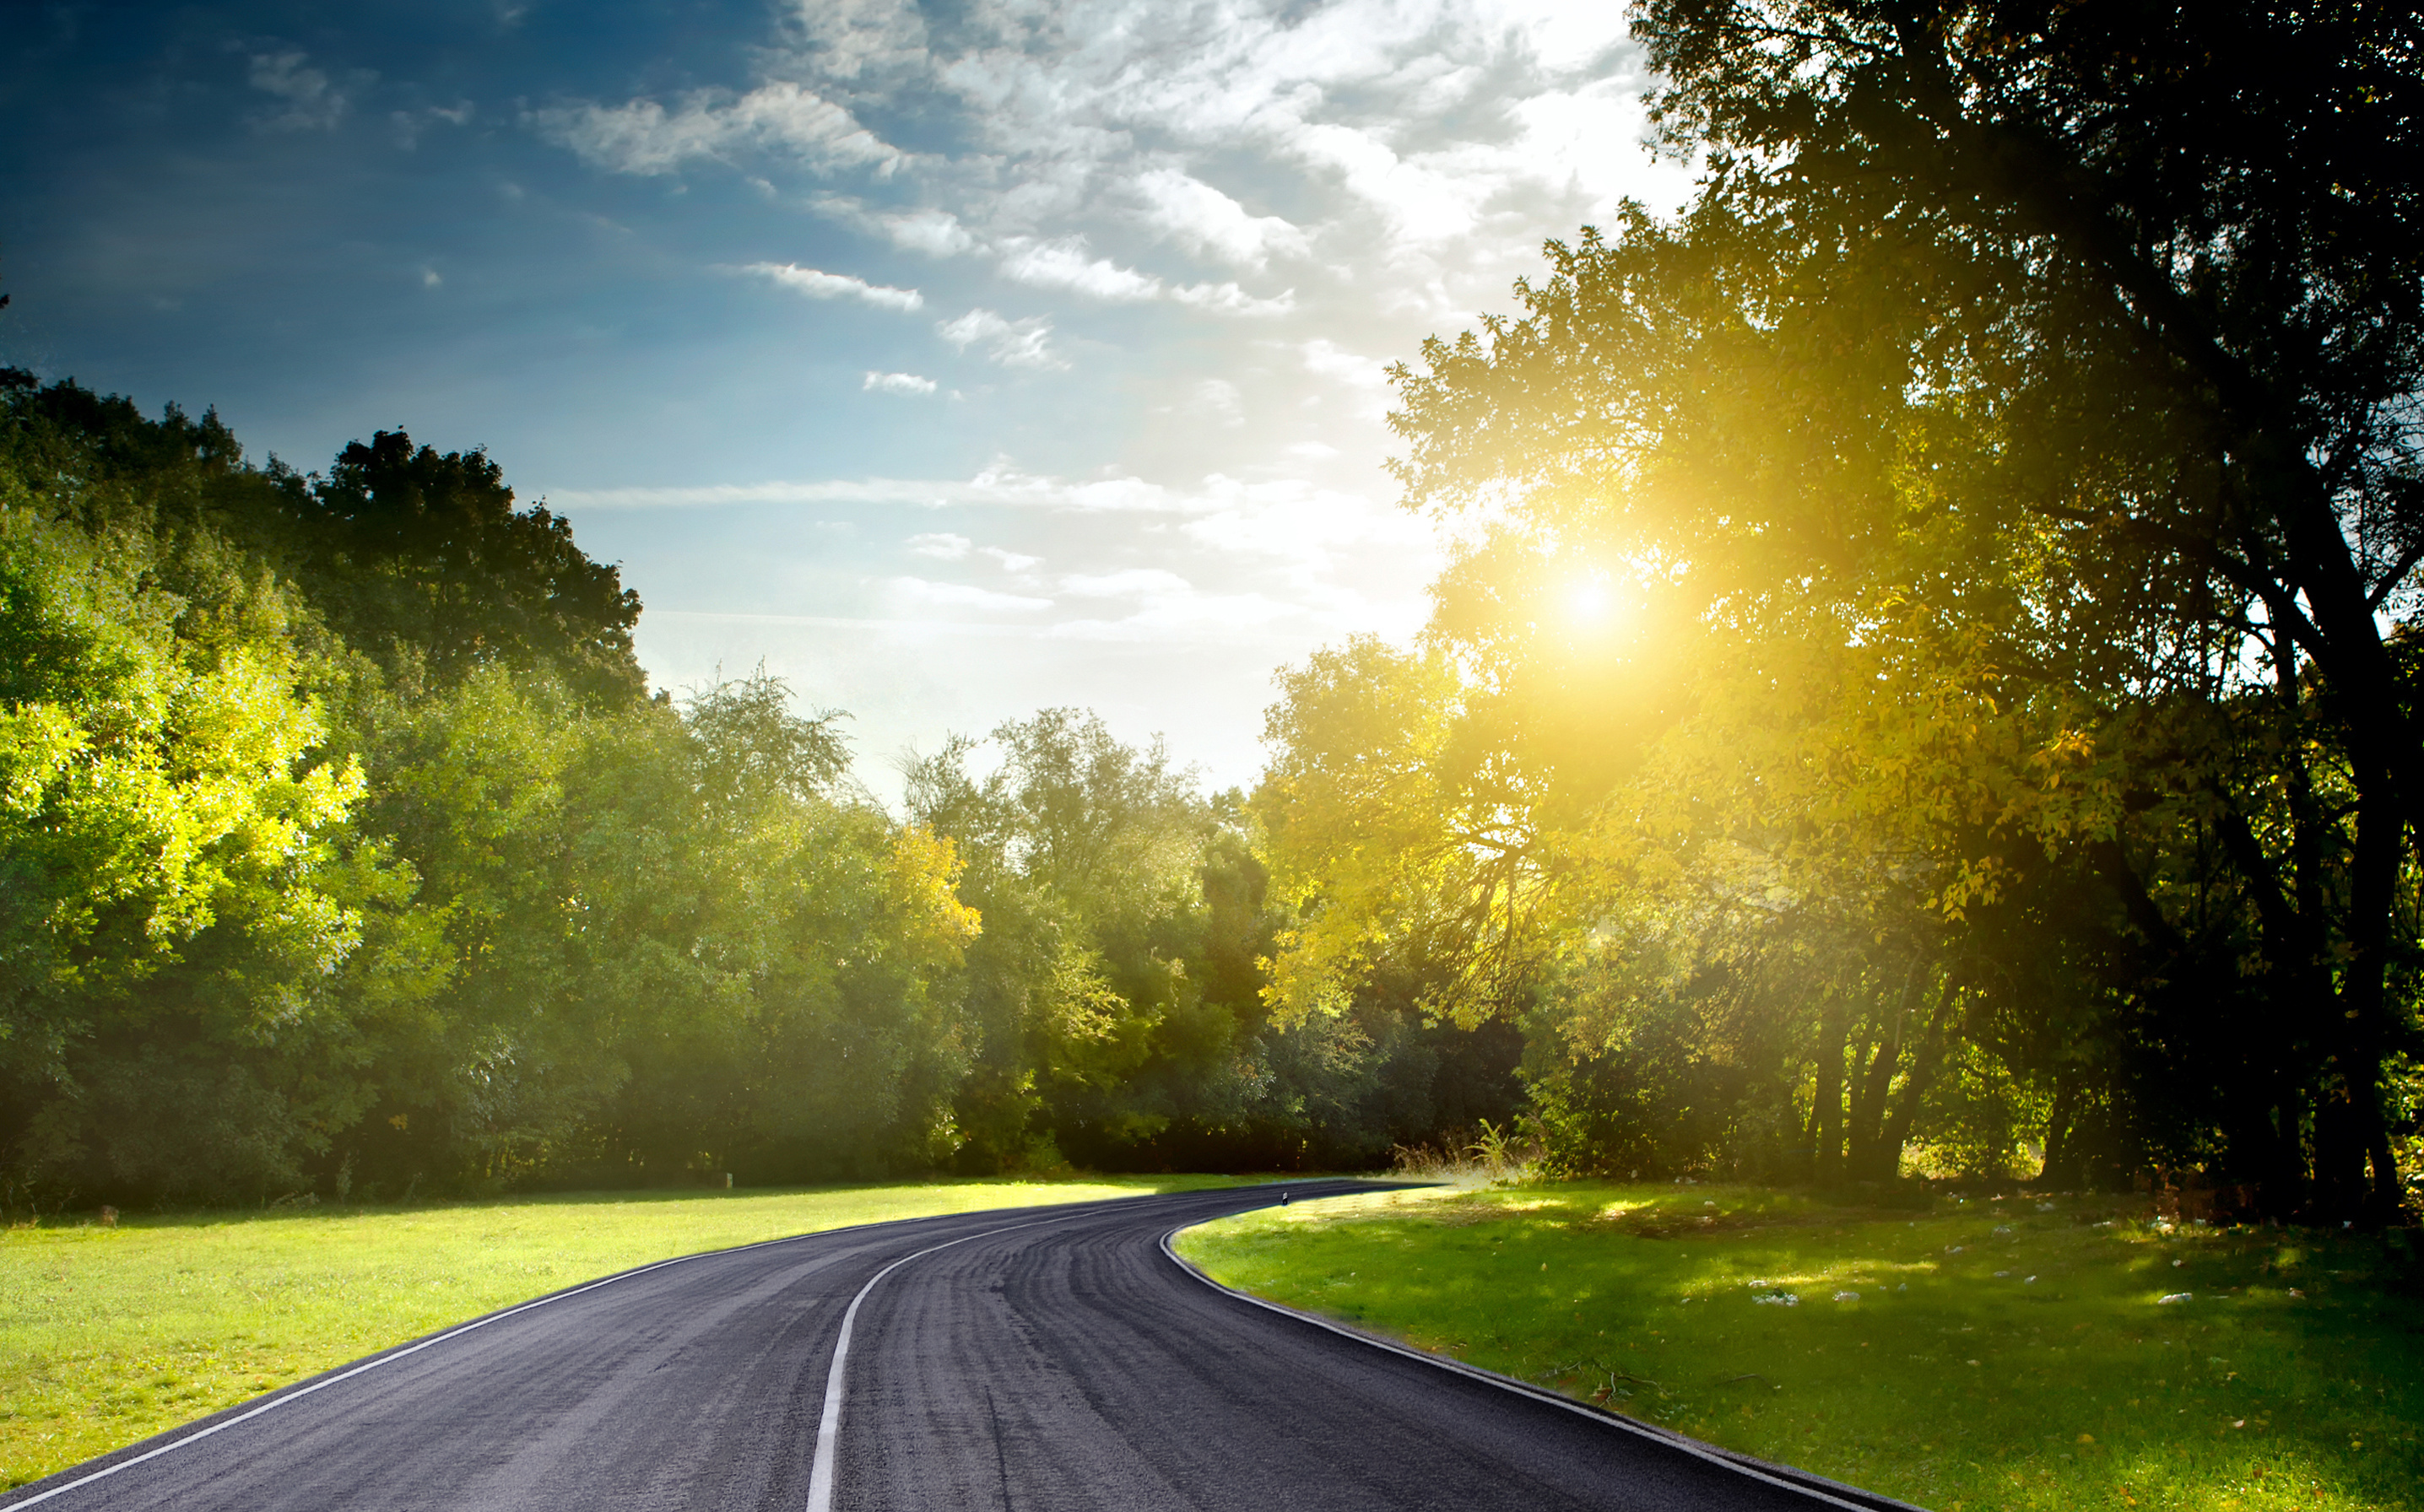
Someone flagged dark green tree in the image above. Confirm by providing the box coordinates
[306,431,645,705]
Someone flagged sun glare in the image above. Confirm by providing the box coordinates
[1566,577,1614,626]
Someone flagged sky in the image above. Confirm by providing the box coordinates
[0,0,1691,798]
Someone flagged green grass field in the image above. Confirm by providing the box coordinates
[1175,1183,2424,1512]
[1,1174,1244,1489]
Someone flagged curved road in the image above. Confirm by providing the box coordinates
[6,1183,1920,1511]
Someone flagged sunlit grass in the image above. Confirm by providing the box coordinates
[1177,1182,2424,1511]
[1,1174,1244,1489]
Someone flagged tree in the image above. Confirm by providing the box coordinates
[306,431,645,705]
[0,471,379,1202]
[1328,1,2424,1217]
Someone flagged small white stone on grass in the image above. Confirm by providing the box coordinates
[2157,1292,2192,1304]
[1832,1290,1859,1303]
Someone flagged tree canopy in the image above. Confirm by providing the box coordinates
[1255,0,2424,1221]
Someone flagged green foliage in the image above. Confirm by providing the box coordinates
[907,708,1525,1174]
[0,373,1520,1209]
[0,381,989,1206]
[1257,4,2424,1221]
[302,430,644,705]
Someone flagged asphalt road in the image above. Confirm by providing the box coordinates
[6,1182,1923,1511]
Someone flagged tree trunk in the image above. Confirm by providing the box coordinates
[1848,960,1922,1183]
[1814,998,1847,1188]
[2040,1070,2080,1189]
[1879,972,1957,1174]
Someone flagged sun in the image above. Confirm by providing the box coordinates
[1566,576,1615,627]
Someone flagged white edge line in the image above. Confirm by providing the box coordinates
[3,1204,1072,1511]
[804,1218,1053,1512]
[1158,1221,1930,1512]
[2,1249,710,1509]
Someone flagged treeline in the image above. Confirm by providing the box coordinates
[0,376,1515,1207]
[14,5,2418,1228]
[1252,3,2424,1223]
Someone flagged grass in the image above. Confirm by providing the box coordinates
[1,1173,1245,1489]
[1175,1181,2424,1512]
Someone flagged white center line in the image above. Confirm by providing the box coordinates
[804,1218,1054,1512]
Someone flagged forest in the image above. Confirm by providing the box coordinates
[5,3,2419,1226]
[0,378,1520,1206]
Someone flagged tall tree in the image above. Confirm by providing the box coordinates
[1632,0,2424,1217]
[306,432,645,705]
[1338,1,2423,1217]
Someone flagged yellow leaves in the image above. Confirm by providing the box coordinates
[882,824,982,958]
[1258,921,1365,1028]
[1934,855,2007,922]
[2029,727,2097,787]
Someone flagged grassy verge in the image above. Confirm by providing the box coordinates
[1175,1183,2424,1511]
[3,1173,1244,1488]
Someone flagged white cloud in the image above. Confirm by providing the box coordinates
[1301,338,1392,400]
[1133,168,1309,268]
[1177,476,1435,581]
[865,370,939,394]
[1188,378,1244,428]
[937,308,1061,369]
[790,0,932,87]
[879,208,975,256]
[887,576,1054,612]
[1169,281,1295,317]
[390,100,473,149]
[908,532,971,558]
[1060,568,1194,599]
[516,0,1685,797]
[743,262,923,310]
[1049,590,1303,642]
[997,236,1161,302]
[534,82,901,176]
[992,235,1291,316]
[249,52,351,132]
[550,461,1269,518]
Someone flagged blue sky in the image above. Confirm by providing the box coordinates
[1,0,1689,796]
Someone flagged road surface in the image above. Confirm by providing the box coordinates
[5,1182,1922,1511]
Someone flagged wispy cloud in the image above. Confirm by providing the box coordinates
[887,577,1053,613]
[1060,568,1193,599]
[742,262,923,310]
[908,532,971,558]
[936,308,1060,369]
[996,237,1161,303]
[533,82,901,176]
[1132,169,1308,268]
[248,51,354,132]
[515,0,1678,788]
[865,370,939,394]
[552,461,1262,516]
[993,235,1292,316]
[389,100,473,149]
